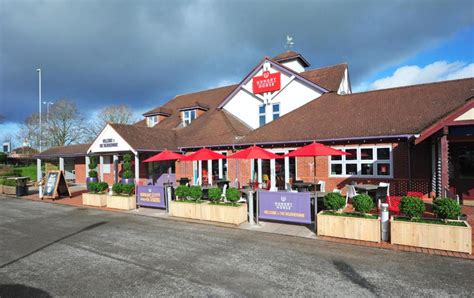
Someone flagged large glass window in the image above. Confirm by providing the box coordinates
[329,145,392,177]
[183,110,196,126]
[259,105,266,127]
[272,103,280,120]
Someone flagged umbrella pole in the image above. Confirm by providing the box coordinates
[314,156,318,232]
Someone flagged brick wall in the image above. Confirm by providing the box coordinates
[74,157,86,184]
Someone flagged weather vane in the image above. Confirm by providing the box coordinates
[285,35,294,49]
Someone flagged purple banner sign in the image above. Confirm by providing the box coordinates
[258,191,311,224]
[136,185,166,208]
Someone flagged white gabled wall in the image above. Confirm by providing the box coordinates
[281,60,306,73]
[88,124,136,154]
[337,67,351,95]
[222,62,323,129]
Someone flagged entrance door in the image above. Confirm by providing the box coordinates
[450,142,474,200]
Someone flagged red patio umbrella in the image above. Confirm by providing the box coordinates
[227,145,283,160]
[285,142,348,218]
[143,149,185,163]
[227,145,283,189]
[181,148,227,185]
[182,148,226,161]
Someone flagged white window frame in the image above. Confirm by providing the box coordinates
[328,144,393,178]
[147,115,158,127]
[272,103,280,120]
[258,104,266,127]
[183,110,196,126]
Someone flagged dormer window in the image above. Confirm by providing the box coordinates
[183,110,196,126]
[147,115,159,127]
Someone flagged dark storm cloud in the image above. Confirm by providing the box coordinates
[0,0,472,124]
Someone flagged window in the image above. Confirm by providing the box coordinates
[272,103,280,120]
[102,156,111,174]
[329,145,392,177]
[259,105,266,127]
[183,110,196,126]
[147,116,158,127]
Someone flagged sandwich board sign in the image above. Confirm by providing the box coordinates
[42,170,71,200]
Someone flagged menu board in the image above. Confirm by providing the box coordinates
[42,170,71,200]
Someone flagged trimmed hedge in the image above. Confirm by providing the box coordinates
[208,187,222,203]
[400,196,425,219]
[324,192,346,211]
[433,197,461,220]
[112,183,123,195]
[175,185,190,199]
[226,188,240,204]
[352,194,373,213]
[122,183,135,196]
[188,186,202,201]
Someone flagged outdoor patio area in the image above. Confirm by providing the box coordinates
[7,185,474,260]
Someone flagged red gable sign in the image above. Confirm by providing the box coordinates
[253,71,281,94]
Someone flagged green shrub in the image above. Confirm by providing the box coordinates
[88,182,98,193]
[95,182,109,193]
[0,179,5,185]
[400,196,425,219]
[122,183,135,196]
[188,186,202,201]
[208,187,222,203]
[324,192,346,211]
[352,194,373,213]
[3,179,16,187]
[112,183,123,195]
[433,197,461,221]
[226,188,240,204]
[122,154,133,179]
[175,185,190,199]
[88,156,98,178]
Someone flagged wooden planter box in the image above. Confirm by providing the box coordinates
[170,201,247,225]
[201,203,247,225]
[391,217,472,254]
[106,195,136,210]
[169,201,202,220]
[317,211,381,243]
[82,193,107,207]
[3,186,16,195]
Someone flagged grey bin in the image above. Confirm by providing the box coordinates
[15,177,29,196]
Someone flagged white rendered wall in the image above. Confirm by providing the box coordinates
[281,60,306,73]
[337,67,351,95]
[454,108,474,121]
[223,63,322,129]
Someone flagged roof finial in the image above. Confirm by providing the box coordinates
[285,35,294,50]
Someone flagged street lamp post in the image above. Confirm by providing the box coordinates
[42,101,53,123]
[36,69,43,198]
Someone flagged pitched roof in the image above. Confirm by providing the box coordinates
[151,85,237,130]
[300,63,347,92]
[143,107,173,117]
[109,123,177,151]
[177,101,210,111]
[177,109,251,148]
[240,78,474,144]
[36,143,91,158]
[272,50,310,67]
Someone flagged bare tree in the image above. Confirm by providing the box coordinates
[87,104,135,138]
[46,99,87,146]
[17,113,41,149]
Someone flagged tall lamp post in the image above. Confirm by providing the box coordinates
[42,101,53,123]
[36,69,43,198]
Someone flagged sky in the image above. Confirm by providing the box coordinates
[1,0,473,147]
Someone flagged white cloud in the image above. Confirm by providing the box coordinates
[369,61,474,90]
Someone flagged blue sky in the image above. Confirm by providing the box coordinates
[1,0,473,148]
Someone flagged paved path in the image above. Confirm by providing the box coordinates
[0,196,473,297]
